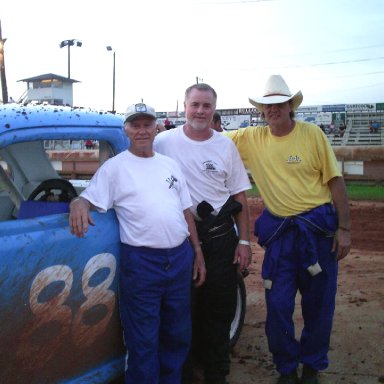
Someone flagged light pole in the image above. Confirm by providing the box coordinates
[0,20,8,104]
[106,46,116,113]
[59,39,82,79]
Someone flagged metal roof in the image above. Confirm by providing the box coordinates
[17,73,80,83]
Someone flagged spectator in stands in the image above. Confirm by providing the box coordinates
[211,111,224,132]
[372,120,380,133]
[164,118,175,130]
[226,74,351,384]
[368,121,373,133]
[85,140,94,150]
[339,122,346,137]
[164,118,176,130]
[319,123,325,133]
[329,121,336,134]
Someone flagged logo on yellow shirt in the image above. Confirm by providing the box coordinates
[286,155,302,164]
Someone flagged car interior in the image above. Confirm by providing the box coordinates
[0,139,115,221]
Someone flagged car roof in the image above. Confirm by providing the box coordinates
[0,104,127,150]
[0,104,123,131]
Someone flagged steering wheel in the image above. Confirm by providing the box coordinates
[28,179,78,202]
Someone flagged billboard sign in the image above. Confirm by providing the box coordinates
[222,115,251,130]
[322,105,346,112]
[345,104,375,112]
[297,105,322,113]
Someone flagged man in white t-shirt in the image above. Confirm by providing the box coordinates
[155,84,252,384]
[69,102,206,384]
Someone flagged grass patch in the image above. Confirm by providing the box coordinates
[246,183,384,201]
[346,183,384,200]
[246,184,259,197]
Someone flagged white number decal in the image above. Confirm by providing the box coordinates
[17,265,73,370]
[72,253,116,347]
[17,253,117,369]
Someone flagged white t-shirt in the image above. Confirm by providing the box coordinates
[81,150,192,248]
[154,126,251,217]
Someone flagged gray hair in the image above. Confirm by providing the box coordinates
[185,83,217,103]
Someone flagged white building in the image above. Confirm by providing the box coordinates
[17,73,79,106]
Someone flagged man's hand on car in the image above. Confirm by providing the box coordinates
[69,197,94,237]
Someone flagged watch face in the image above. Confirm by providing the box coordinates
[135,103,147,112]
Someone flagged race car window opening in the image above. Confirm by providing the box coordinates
[0,139,116,222]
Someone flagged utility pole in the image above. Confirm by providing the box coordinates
[0,20,9,104]
[106,46,116,112]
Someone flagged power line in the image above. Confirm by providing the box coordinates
[285,56,384,69]
[261,44,384,60]
[312,70,384,81]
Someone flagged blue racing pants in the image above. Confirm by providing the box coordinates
[255,205,338,374]
[119,240,194,384]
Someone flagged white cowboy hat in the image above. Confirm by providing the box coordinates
[248,75,303,112]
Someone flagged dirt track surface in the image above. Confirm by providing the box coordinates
[209,198,384,384]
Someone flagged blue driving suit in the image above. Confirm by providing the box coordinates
[255,204,338,375]
[119,240,193,384]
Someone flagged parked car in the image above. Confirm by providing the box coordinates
[0,103,247,383]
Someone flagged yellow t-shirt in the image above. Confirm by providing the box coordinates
[226,121,341,217]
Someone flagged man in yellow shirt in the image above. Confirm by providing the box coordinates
[226,75,351,384]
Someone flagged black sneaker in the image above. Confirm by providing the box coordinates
[277,370,300,384]
[301,365,319,384]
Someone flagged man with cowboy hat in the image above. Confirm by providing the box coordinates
[226,75,351,384]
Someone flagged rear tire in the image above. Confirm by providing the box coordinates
[229,271,247,348]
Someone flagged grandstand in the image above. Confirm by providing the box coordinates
[326,111,383,146]
[206,103,384,147]
[326,125,383,146]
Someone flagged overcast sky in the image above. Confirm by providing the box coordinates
[1,0,383,113]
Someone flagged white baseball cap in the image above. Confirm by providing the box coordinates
[124,103,156,122]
